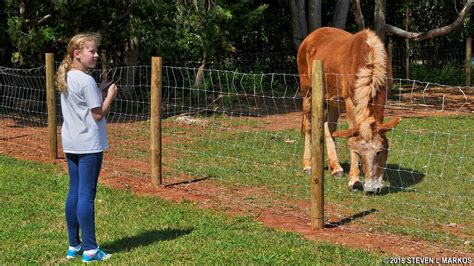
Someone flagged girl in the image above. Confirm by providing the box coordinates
[55,33,118,262]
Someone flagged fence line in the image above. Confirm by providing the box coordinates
[0,62,472,254]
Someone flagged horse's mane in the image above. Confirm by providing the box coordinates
[353,30,387,140]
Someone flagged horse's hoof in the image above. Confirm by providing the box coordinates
[304,168,311,175]
[332,170,344,177]
[348,181,363,191]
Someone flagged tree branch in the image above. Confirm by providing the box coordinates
[37,14,51,25]
[384,0,473,41]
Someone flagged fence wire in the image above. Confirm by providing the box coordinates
[0,64,472,254]
[0,66,48,157]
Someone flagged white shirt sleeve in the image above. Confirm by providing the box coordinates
[83,83,102,109]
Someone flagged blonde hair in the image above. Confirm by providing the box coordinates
[55,33,102,93]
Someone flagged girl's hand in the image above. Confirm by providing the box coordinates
[106,84,119,100]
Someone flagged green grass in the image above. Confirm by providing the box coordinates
[0,155,381,264]
[158,114,473,251]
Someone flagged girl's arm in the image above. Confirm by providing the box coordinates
[91,84,118,121]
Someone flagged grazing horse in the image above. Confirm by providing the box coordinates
[297,27,401,193]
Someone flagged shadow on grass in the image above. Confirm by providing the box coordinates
[104,228,193,253]
[336,163,425,196]
[164,176,209,187]
[380,164,425,195]
[325,209,378,228]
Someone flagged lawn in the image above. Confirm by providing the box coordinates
[0,155,381,264]
[155,114,472,252]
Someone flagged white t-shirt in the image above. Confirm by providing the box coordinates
[60,70,109,154]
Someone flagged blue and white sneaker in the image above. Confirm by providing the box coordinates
[82,247,112,263]
[66,244,83,260]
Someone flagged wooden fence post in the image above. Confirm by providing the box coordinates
[45,53,57,160]
[150,57,163,187]
[466,37,472,86]
[310,60,325,230]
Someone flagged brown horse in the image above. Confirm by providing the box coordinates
[297,27,401,193]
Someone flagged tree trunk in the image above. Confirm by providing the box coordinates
[296,0,308,37]
[289,0,324,52]
[466,37,472,86]
[124,32,140,65]
[332,0,350,29]
[100,50,108,81]
[353,0,365,31]
[388,38,393,72]
[289,0,307,52]
[374,0,387,42]
[404,4,410,79]
[306,0,322,33]
[124,6,139,93]
[195,50,207,87]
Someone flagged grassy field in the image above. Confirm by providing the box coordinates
[149,114,472,252]
[0,155,383,264]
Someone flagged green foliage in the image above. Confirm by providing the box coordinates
[1,0,268,67]
[410,63,472,85]
[0,0,471,74]
[173,1,268,64]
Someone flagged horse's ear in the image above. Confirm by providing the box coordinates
[332,128,359,138]
[377,117,401,134]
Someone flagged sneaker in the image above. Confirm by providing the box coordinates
[82,247,112,263]
[66,244,83,260]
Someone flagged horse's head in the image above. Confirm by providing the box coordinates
[332,117,401,193]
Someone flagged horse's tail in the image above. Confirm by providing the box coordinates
[353,30,387,139]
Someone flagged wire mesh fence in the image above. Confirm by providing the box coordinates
[0,63,472,254]
[0,66,49,158]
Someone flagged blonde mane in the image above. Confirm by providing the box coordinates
[353,30,387,140]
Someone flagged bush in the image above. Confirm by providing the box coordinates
[409,63,472,86]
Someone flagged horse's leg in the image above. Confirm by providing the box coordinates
[302,93,312,174]
[342,96,363,191]
[324,106,343,177]
[347,144,363,191]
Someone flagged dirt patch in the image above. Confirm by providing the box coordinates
[389,85,473,113]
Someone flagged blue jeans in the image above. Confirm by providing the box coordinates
[65,152,103,251]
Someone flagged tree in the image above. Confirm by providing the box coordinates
[0,0,14,66]
[3,0,122,66]
[353,0,365,31]
[384,0,473,41]
[332,0,350,29]
[289,0,473,51]
[173,1,267,63]
[289,0,351,51]
[173,0,267,84]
